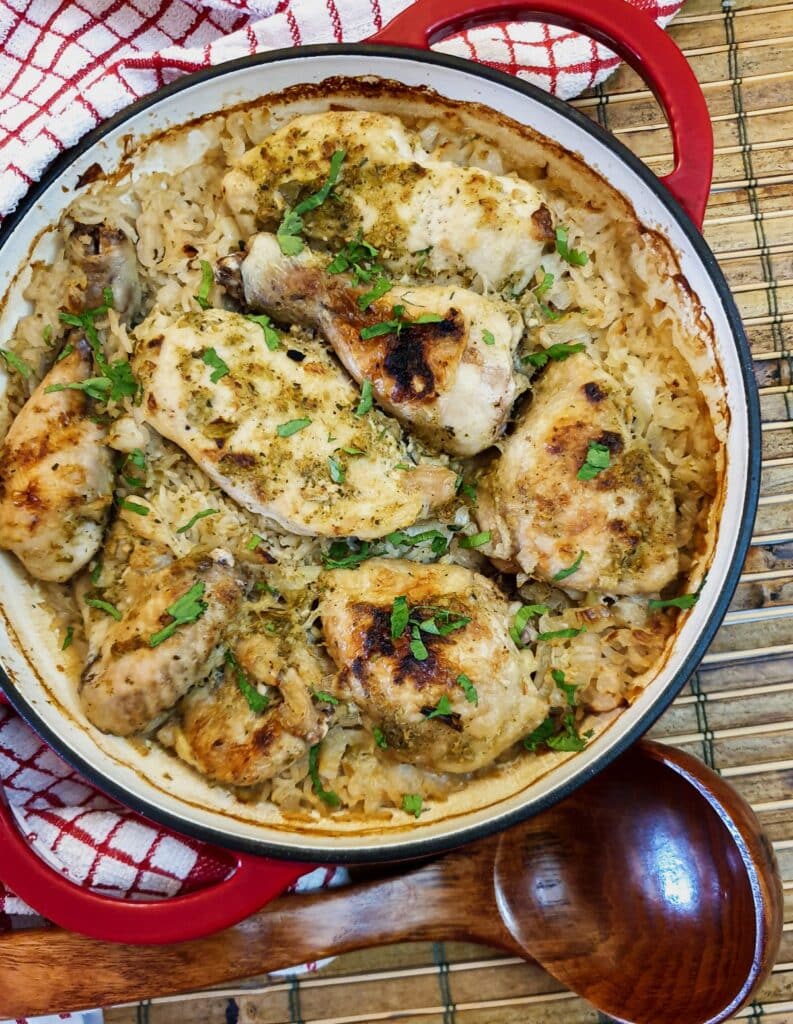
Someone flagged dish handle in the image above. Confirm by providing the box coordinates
[367,0,713,228]
[0,784,311,944]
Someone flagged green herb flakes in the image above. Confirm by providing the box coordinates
[85,598,122,621]
[43,324,53,345]
[649,593,700,610]
[509,604,549,646]
[128,449,146,470]
[547,716,592,752]
[360,308,444,341]
[0,348,32,378]
[577,441,611,481]
[119,498,149,516]
[244,313,281,351]
[327,231,380,280]
[402,793,423,818]
[522,342,585,368]
[373,727,388,749]
[176,508,218,534]
[423,694,453,720]
[202,347,229,383]
[322,540,372,569]
[456,673,478,705]
[552,668,578,706]
[277,150,346,256]
[386,529,448,556]
[409,626,429,661]
[226,650,268,713]
[313,691,340,706]
[61,626,74,651]
[553,550,585,582]
[149,581,208,648]
[246,535,263,551]
[537,626,586,642]
[458,531,491,550]
[355,379,373,417]
[391,595,409,639]
[55,342,74,363]
[276,417,311,437]
[194,260,214,309]
[358,276,393,310]
[555,225,589,266]
[328,455,345,485]
[533,269,554,300]
[524,717,556,752]
[308,743,341,807]
[482,329,495,346]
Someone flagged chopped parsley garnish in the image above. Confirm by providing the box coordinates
[128,449,146,469]
[276,417,311,437]
[202,348,229,383]
[553,550,585,582]
[0,348,32,378]
[244,313,281,351]
[391,595,410,639]
[523,717,557,752]
[577,441,611,481]
[313,690,340,706]
[649,593,700,610]
[328,455,345,485]
[423,695,453,719]
[386,529,448,556]
[176,508,218,534]
[322,540,372,569]
[90,561,103,585]
[194,260,214,309]
[410,626,429,661]
[360,306,444,341]
[149,581,208,648]
[358,276,393,311]
[85,598,122,621]
[455,476,478,504]
[308,743,341,807]
[552,668,578,706]
[555,225,589,266]
[246,534,263,550]
[547,716,592,752]
[327,231,380,281]
[355,379,373,417]
[456,673,478,705]
[482,329,495,346]
[46,377,112,401]
[61,626,74,651]
[226,650,268,713]
[533,269,554,300]
[123,449,146,488]
[537,626,586,641]
[458,531,491,550]
[510,604,549,646]
[341,446,366,456]
[522,342,585,368]
[119,498,149,516]
[56,342,74,363]
[373,727,388,749]
[43,324,53,345]
[402,793,423,818]
[277,150,346,256]
[56,303,139,402]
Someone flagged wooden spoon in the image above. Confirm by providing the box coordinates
[0,739,782,1023]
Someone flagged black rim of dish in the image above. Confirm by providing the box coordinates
[0,44,762,865]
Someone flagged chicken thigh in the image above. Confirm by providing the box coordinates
[319,558,547,773]
[80,546,244,735]
[134,309,456,539]
[477,353,678,594]
[218,233,526,456]
[223,110,553,290]
[0,339,114,581]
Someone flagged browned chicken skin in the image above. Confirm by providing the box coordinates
[80,547,244,735]
[477,353,678,594]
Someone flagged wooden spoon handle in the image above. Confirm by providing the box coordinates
[0,853,516,1019]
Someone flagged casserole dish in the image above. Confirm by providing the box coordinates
[0,0,760,941]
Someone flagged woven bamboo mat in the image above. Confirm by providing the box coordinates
[103,2,793,1021]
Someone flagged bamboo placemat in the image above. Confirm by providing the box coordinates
[103,2,793,1021]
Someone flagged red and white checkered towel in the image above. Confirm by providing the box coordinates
[0,0,684,219]
[0,0,684,936]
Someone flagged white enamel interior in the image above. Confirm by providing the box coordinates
[0,53,751,858]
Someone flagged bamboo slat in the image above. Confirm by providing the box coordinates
[97,1,793,1020]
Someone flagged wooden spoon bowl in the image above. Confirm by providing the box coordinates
[0,740,782,1023]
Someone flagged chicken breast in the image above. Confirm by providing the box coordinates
[159,625,334,787]
[319,558,547,773]
[0,339,114,581]
[477,353,678,594]
[80,547,244,735]
[223,111,553,291]
[134,309,456,539]
[218,233,527,456]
